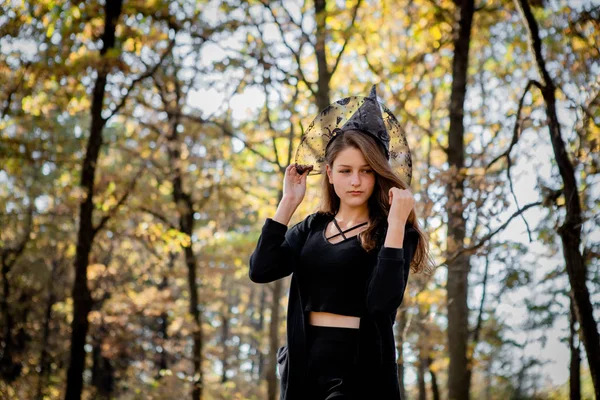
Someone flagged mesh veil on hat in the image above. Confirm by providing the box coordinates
[294,85,412,186]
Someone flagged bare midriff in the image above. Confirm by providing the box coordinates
[308,311,360,329]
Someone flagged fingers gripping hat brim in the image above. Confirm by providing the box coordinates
[294,86,412,186]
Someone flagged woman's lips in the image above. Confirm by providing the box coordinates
[349,191,363,195]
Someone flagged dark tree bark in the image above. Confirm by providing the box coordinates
[396,309,408,399]
[87,256,115,399]
[91,330,114,399]
[256,286,266,380]
[429,356,440,400]
[64,2,123,398]
[418,351,427,400]
[162,76,205,400]
[267,286,280,400]
[220,275,232,384]
[0,204,32,382]
[569,298,581,400]
[514,0,600,396]
[417,306,429,400]
[312,0,362,111]
[156,252,175,377]
[14,293,32,353]
[36,260,59,400]
[0,258,19,382]
[446,0,475,399]
[247,285,258,378]
[314,0,331,111]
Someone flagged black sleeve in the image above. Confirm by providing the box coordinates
[365,224,419,315]
[248,214,314,284]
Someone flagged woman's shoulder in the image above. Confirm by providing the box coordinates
[287,211,331,234]
[305,211,333,230]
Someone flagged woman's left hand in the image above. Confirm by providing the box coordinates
[388,187,415,226]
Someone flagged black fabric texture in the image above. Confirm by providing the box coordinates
[300,214,376,317]
[306,325,360,400]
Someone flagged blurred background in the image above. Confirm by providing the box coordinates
[0,0,599,399]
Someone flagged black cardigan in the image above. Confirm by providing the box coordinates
[249,211,419,400]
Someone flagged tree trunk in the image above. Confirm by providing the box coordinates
[248,285,258,378]
[514,0,600,395]
[64,2,123,399]
[156,252,175,378]
[429,356,440,400]
[0,258,18,381]
[268,273,283,400]
[314,0,331,111]
[257,286,266,380]
[418,351,427,400]
[165,90,205,399]
[36,260,58,400]
[0,205,32,382]
[396,309,407,399]
[569,298,581,400]
[446,0,475,399]
[91,333,114,399]
[220,275,231,384]
[157,306,169,372]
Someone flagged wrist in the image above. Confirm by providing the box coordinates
[280,196,300,209]
[273,197,299,225]
[383,224,405,248]
[387,220,407,231]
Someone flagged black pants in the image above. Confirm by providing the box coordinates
[306,324,360,400]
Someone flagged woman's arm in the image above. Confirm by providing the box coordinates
[365,224,419,315]
[248,201,313,284]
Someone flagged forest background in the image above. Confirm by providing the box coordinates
[1,0,599,399]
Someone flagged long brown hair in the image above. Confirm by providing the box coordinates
[317,130,434,274]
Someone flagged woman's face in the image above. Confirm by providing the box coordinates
[326,147,376,207]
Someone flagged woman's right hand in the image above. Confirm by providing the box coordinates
[282,164,309,206]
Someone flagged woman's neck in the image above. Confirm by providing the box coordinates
[334,205,369,226]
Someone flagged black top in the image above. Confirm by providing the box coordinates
[248,211,418,316]
[300,216,372,317]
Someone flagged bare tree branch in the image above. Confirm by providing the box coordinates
[471,254,490,346]
[92,165,146,238]
[104,38,176,123]
[485,79,544,240]
[486,79,542,170]
[262,1,316,98]
[139,206,177,230]
[330,0,363,76]
[439,200,543,268]
[92,117,169,237]
[178,112,278,165]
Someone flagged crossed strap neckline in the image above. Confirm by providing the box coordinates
[325,218,369,241]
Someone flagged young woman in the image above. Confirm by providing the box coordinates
[249,86,432,400]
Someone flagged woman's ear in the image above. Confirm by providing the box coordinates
[326,165,333,184]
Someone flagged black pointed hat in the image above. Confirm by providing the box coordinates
[294,84,412,186]
[327,85,391,159]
